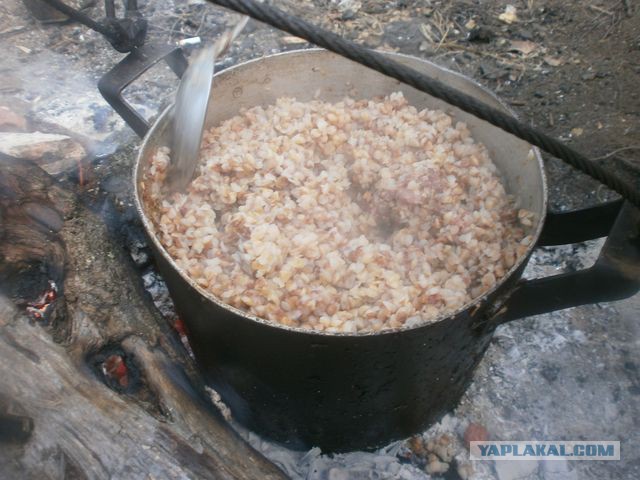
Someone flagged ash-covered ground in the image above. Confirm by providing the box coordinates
[0,1,638,479]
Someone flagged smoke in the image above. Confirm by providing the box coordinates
[1,42,179,159]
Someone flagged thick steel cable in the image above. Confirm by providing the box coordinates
[207,0,640,208]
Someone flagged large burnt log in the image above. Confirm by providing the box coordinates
[0,155,286,479]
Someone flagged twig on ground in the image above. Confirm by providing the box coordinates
[0,26,25,37]
[588,5,614,16]
[435,26,450,52]
[593,145,640,160]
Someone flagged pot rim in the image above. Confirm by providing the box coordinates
[133,48,548,337]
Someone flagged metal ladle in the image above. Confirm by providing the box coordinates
[166,16,249,192]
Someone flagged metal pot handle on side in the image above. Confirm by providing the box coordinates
[98,43,187,138]
[493,200,640,324]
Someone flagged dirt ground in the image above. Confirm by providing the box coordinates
[1,1,639,479]
[284,0,640,209]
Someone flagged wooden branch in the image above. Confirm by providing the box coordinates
[0,155,286,479]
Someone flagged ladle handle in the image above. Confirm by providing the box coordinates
[494,201,640,324]
[99,43,187,138]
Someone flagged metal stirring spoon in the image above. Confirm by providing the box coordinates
[166,16,249,192]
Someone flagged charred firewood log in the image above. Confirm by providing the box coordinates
[0,154,286,479]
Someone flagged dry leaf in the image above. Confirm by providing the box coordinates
[420,23,435,43]
[543,56,563,66]
[508,40,538,55]
[281,35,307,44]
[571,128,584,137]
[465,19,477,30]
[498,5,518,24]
[378,43,400,53]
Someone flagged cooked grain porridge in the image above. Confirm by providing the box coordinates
[144,92,533,333]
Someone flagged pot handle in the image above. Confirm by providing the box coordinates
[98,43,188,138]
[493,200,640,324]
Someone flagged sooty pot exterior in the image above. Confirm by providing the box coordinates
[130,50,547,453]
[123,51,639,452]
[151,239,529,452]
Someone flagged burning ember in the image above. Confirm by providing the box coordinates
[102,354,129,389]
[173,317,194,358]
[26,280,58,323]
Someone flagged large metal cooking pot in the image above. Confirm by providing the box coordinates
[99,47,640,452]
